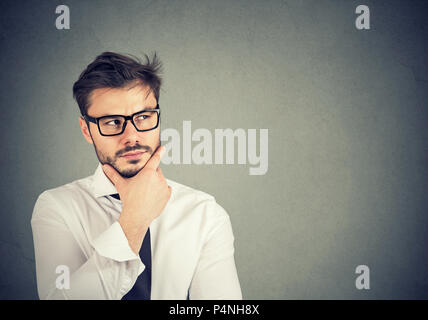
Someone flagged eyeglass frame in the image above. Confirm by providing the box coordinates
[83,104,161,136]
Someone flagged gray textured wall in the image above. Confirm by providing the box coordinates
[0,0,427,299]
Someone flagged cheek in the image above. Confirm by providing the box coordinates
[143,129,160,145]
[93,136,116,156]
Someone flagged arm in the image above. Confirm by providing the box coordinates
[188,202,243,300]
[31,192,144,300]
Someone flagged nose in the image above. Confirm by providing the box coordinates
[121,119,141,145]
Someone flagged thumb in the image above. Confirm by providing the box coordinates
[102,164,123,188]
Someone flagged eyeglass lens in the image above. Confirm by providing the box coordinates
[98,111,158,135]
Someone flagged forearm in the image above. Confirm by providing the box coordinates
[32,219,145,300]
[41,251,142,300]
[118,208,151,254]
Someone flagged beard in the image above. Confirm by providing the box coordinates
[91,137,161,179]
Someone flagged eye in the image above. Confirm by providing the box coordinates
[105,119,122,126]
[136,114,150,121]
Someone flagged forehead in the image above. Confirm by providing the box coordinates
[87,84,157,116]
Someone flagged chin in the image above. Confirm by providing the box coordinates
[119,169,139,179]
[118,162,146,178]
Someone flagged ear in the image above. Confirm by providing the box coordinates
[79,116,94,145]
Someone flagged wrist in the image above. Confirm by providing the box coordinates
[118,211,150,254]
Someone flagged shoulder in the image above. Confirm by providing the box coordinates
[31,174,94,222]
[165,178,230,222]
[166,178,221,208]
[166,178,215,203]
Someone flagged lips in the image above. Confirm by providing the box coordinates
[121,151,146,159]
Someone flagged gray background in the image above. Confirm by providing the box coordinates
[0,0,427,299]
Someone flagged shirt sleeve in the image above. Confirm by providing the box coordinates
[31,192,145,300]
[188,201,243,300]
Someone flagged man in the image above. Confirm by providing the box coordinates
[31,52,242,300]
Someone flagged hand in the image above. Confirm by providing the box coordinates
[102,146,171,253]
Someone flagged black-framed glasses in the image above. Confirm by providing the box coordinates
[83,104,160,136]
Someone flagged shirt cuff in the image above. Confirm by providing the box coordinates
[92,221,143,264]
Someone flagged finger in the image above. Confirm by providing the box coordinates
[102,164,123,188]
[144,145,165,171]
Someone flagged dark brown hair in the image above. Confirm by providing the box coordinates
[73,51,162,116]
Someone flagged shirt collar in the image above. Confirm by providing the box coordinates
[91,162,119,198]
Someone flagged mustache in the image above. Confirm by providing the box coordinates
[117,145,153,157]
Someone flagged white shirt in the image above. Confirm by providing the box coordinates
[31,163,242,300]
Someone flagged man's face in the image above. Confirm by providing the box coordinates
[79,84,160,178]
